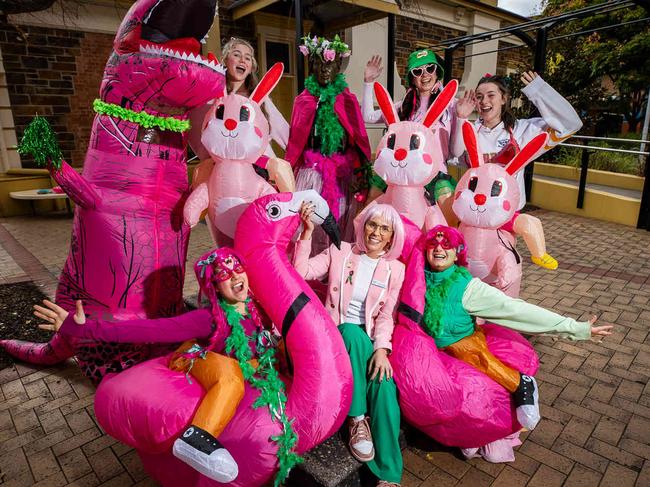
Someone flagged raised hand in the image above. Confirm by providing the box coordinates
[35,299,85,332]
[298,201,315,240]
[520,71,538,86]
[364,55,383,83]
[456,89,477,119]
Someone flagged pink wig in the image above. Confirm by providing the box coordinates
[192,247,266,353]
[353,203,405,261]
[423,225,468,267]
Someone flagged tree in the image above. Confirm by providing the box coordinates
[539,0,650,132]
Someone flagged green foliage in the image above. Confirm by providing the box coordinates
[18,116,63,170]
[537,0,650,130]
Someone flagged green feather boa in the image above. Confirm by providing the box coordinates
[305,74,347,156]
[18,116,63,170]
[422,266,473,338]
[93,99,190,133]
[221,300,302,486]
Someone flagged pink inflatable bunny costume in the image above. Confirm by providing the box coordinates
[371,80,458,230]
[451,121,548,297]
[183,63,291,246]
[94,190,352,486]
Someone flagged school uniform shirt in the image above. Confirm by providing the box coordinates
[451,75,583,210]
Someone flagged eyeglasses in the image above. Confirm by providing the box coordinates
[365,220,393,236]
[426,236,454,250]
[410,64,437,78]
[213,257,245,282]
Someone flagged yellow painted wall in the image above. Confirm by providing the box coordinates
[534,162,644,191]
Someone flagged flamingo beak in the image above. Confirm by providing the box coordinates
[321,213,341,249]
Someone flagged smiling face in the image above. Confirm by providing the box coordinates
[225,43,254,86]
[476,82,507,127]
[216,270,249,304]
[364,214,393,257]
[411,64,439,93]
[426,231,457,272]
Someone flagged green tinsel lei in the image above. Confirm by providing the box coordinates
[305,74,347,156]
[93,99,190,133]
[422,266,473,338]
[18,116,63,170]
[221,300,302,486]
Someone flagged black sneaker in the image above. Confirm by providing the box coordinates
[513,374,540,430]
[172,425,238,482]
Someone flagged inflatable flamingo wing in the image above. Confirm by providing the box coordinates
[452,121,548,297]
[1,0,227,381]
[94,190,351,486]
[372,80,458,230]
[390,234,539,448]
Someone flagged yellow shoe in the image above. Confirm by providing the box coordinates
[531,253,558,270]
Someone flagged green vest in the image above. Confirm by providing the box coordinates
[422,265,475,348]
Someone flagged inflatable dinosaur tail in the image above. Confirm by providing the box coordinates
[0,333,75,366]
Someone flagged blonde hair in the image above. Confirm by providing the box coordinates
[221,37,259,95]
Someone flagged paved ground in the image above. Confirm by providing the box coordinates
[0,209,648,486]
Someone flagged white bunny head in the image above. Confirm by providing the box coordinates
[452,121,548,229]
[372,80,457,186]
[200,63,284,162]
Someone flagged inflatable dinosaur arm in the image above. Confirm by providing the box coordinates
[183,182,209,227]
[49,160,100,209]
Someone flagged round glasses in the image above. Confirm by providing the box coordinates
[410,63,437,78]
[365,220,393,236]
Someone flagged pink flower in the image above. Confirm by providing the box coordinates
[299,45,310,57]
[323,48,336,62]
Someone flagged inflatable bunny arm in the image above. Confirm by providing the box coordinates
[49,160,101,209]
[183,182,209,227]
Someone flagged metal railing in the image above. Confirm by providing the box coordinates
[556,135,650,229]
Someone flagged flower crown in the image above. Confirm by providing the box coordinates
[299,34,351,62]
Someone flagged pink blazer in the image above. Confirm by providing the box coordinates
[293,240,405,351]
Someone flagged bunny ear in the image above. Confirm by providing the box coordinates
[423,79,458,128]
[373,82,398,126]
[505,132,549,175]
[250,63,284,105]
[462,121,482,168]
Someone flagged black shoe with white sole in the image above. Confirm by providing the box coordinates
[513,373,540,430]
[172,425,238,482]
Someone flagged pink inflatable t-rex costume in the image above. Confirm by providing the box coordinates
[184,63,290,246]
[452,121,548,297]
[1,0,226,382]
[390,231,540,449]
[371,80,458,231]
[93,190,353,486]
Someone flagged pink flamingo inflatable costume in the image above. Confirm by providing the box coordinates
[1,0,227,382]
[92,190,353,486]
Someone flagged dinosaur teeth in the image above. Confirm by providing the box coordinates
[137,45,225,73]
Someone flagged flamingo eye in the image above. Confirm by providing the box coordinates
[409,134,421,150]
[215,104,225,120]
[387,133,396,149]
[469,176,478,192]
[491,180,503,197]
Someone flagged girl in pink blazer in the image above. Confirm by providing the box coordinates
[294,203,406,487]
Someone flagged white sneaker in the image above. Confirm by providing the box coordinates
[172,425,238,482]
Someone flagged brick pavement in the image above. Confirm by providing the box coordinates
[0,210,649,486]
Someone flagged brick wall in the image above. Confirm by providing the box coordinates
[218,3,257,54]
[496,40,532,75]
[395,16,466,86]
[0,19,113,168]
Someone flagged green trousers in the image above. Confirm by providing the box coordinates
[338,323,403,484]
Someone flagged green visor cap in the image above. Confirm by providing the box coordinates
[406,49,444,81]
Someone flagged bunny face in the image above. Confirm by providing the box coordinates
[374,121,441,186]
[452,164,519,229]
[201,92,269,161]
